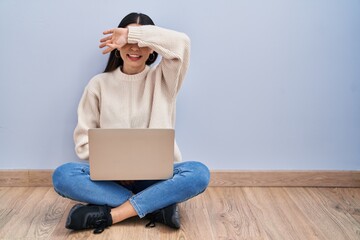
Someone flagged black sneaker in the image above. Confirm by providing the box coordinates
[145,204,180,229]
[65,203,113,234]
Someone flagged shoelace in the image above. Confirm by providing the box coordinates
[93,219,107,234]
[86,214,108,234]
[145,219,156,228]
[145,210,165,228]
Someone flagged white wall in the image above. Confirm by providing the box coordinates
[0,0,359,170]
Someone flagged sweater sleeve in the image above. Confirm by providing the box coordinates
[127,25,190,97]
[73,85,100,160]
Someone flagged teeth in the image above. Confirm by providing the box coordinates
[129,54,140,58]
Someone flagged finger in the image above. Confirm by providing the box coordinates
[99,40,112,48]
[103,29,114,35]
[99,41,111,48]
[99,42,105,48]
[106,43,117,49]
[102,48,112,54]
[102,47,114,55]
[100,35,112,43]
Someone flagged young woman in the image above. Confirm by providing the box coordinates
[52,13,210,234]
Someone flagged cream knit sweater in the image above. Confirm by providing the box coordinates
[73,25,190,162]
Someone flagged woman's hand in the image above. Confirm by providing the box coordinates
[99,28,129,54]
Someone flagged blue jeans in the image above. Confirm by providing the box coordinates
[52,161,210,218]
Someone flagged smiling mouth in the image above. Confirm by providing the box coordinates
[127,54,142,61]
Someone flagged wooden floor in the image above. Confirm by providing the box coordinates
[0,187,359,240]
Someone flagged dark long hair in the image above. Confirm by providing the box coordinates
[103,13,158,73]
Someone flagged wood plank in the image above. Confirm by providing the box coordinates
[309,188,360,238]
[1,187,360,239]
[243,187,325,240]
[179,191,215,240]
[205,187,252,239]
[0,187,69,239]
[0,187,10,198]
[0,187,49,239]
[232,187,265,239]
[1,170,360,187]
[339,188,360,224]
[286,188,359,240]
[50,200,75,240]
[28,188,71,239]
[0,187,36,233]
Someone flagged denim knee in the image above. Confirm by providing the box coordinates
[193,161,210,192]
[183,161,210,195]
[52,162,80,196]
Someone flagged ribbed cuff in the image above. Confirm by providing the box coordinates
[127,26,144,44]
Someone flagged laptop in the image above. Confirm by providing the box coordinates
[88,128,174,180]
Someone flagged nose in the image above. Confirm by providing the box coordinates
[129,44,140,51]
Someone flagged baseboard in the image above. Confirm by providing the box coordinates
[0,170,53,187]
[0,170,359,187]
[210,170,360,187]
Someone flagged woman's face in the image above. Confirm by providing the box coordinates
[120,23,153,75]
